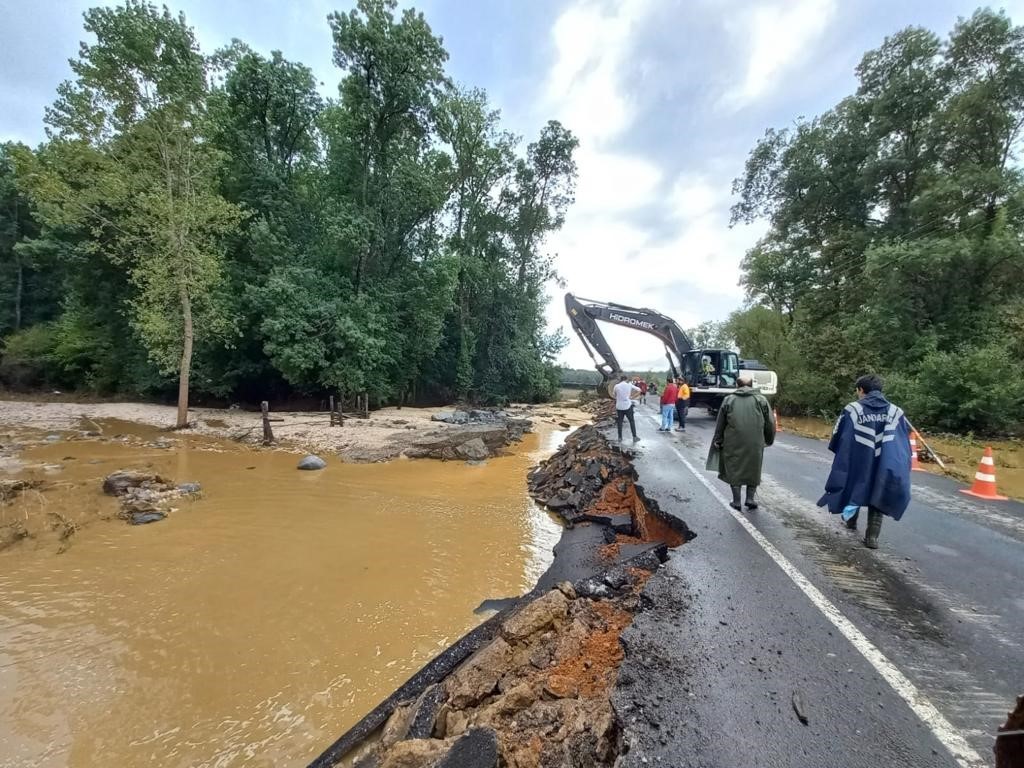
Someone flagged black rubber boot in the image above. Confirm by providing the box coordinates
[845,510,859,530]
[864,508,882,549]
[744,486,758,510]
[730,486,742,511]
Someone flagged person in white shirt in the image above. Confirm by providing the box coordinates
[612,375,642,443]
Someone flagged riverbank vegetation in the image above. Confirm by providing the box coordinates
[0,0,578,422]
[727,8,1024,435]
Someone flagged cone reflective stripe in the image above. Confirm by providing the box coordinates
[960,446,1008,501]
[910,432,924,472]
[774,409,783,433]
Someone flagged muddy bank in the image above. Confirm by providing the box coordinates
[311,417,694,768]
[0,400,590,464]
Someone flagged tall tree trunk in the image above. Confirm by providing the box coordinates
[176,280,193,428]
[14,253,22,330]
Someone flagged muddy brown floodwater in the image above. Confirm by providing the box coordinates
[0,424,565,768]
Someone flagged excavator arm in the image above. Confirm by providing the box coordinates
[565,292,779,405]
[564,293,693,384]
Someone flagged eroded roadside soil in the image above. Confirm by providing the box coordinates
[317,418,695,768]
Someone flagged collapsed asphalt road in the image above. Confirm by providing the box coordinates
[614,400,1023,767]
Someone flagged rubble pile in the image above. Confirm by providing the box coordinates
[102,470,202,525]
[527,423,692,545]
[579,398,615,418]
[406,414,532,462]
[353,561,658,768]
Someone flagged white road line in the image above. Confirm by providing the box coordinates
[638,411,985,768]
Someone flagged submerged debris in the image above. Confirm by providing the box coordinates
[102,470,201,524]
[0,478,43,502]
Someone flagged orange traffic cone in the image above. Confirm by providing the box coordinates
[910,432,925,472]
[774,409,784,433]
[960,447,1008,500]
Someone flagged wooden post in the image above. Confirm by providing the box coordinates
[261,401,274,445]
[364,393,369,418]
[329,395,337,426]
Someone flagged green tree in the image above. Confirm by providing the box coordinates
[3,0,577,410]
[687,321,733,350]
[24,1,242,426]
[731,7,1024,433]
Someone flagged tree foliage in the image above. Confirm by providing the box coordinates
[730,8,1024,434]
[1,0,577,409]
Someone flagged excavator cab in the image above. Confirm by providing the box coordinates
[681,350,739,390]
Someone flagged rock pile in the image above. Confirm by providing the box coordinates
[102,470,201,525]
[353,562,658,768]
[527,423,692,547]
[580,398,615,418]
[405,416,531,462]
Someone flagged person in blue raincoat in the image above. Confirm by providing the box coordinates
[817,374,912,549]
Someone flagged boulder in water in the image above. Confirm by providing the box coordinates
[103,470,168,496]
[455,438,490,462]
[297,455,327,470]
[176,482,202,495]
[129,511,166,525]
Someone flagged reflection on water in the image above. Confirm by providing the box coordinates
[0,426,565,768]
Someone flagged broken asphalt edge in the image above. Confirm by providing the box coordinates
[306,415,689,768]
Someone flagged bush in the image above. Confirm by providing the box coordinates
[885,344,1024,435]
[0,324,60,388]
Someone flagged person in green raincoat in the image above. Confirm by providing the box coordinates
[708,376,775,510]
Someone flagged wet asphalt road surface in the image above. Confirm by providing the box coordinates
[609,402,1023,767]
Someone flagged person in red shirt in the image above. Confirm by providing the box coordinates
[638,379,649,404]
[659,379,678,431]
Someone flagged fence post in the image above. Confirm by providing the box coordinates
[261,401,274,445]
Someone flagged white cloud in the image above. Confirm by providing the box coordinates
[719,0,837,111]
[543,0,652,147]
[668,175,724,220]
[536,0,774,370]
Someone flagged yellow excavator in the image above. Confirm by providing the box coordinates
[565,293,778,412]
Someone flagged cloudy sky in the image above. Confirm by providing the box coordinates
[1,0,1020,371]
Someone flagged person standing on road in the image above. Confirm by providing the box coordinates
[658,377,679,432]
[709,376,775,510]
[675,378,691,431]
[817,374,912,549]
[613,375,642,444]
[638,378,649,405]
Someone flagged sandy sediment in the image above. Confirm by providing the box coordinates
[0,399,591,463]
